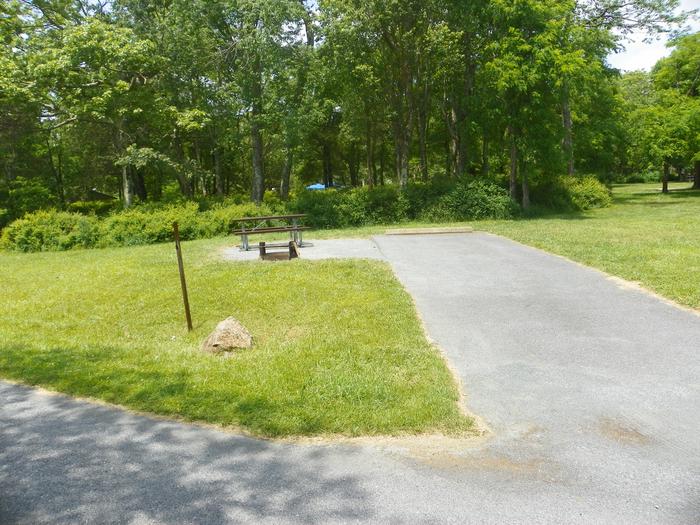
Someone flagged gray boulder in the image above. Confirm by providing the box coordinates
[201,317,253,355]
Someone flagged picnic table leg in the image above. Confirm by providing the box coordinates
[292,218,299,245]
[240,225,249,251]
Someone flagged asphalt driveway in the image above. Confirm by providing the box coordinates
[2,233,699,524]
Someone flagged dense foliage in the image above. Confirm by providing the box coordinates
[0,0,696,231]
[1,178,614,251]
[618,33,700,191]
[0,202,275,251]
[531,176,612,211]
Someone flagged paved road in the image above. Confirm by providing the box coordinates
[2,233,699,524]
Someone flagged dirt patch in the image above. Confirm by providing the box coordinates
[520,424,547,441]
[598,417,652,446]
[415,453,545,473]
[360,434,555,478]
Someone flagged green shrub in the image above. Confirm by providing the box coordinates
[1,201,282,252]
[403,179,455,219]
[0,208,9,230]
[291,186,410,228]
[532,175,611,211]
[67,200,116,216]
[339,186,408,226]
[98,203,205,247]
[567,176,612,210]
[262,190,285,211]
[7,177,56,217]
[289,190,346,228]
[201,202,275,234]
[0,210,99,252]
[291,181,513,227]
[422,180,517,221]
[623,171,660,184]
[366,186,408,224]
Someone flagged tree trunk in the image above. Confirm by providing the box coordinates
[418,112,429,181]
[392,119,411,189]
[446,104,459,178]
[122,164,133,209]
[379,142,386,186]
[521,160,530,209]
[46,137,65,207]
[322,142,333,188]
[444,139,451,177]
[508,126,518,199]
[250,117,265,203]
[194,141,205,197]
[391,54,413,189]
[366,125,375,187]
[481,138,490,177]
[280,147,292,200]
[418,87,430,182]
[397,131,409,188]
[117,127,133,208]
[562,83,574,176]
[662,161,670,194]
[348,142,359,187]
[175,171,192,198]
[693,160,700,190]
[133,169,147,201]
[250,51,265,204]
[214,147,224,196]
[173,138,193,199]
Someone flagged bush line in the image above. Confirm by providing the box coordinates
[1,177,610,252]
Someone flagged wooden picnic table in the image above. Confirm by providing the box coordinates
[231,214,307,222]
[231,214,308,251]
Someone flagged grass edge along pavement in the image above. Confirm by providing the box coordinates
[0,240,473,438]
[309,182,698,310]
[311,182,698,311]
[477,182,700,311]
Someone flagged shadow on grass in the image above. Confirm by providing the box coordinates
[614,185,699,199]
[492,185,699,223]
[0,380,372,524]
[514,207,590,222]
[637,201,693,207]
[667,188,700,198]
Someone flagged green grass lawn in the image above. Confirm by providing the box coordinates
[0,240,471,437]
[2,181,695,437]
[479,182,700,309]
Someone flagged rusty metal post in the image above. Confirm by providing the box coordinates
[173,222,193,331]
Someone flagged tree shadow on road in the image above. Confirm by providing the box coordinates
[0,382,372,524]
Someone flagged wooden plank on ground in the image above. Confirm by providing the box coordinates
[384,227,474,236]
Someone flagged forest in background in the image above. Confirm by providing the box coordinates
[1,0,699,229]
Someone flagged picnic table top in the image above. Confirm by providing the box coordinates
[231,213,307,223]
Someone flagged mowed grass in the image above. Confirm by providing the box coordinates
[480,182,700,309]
[0,240,471,437]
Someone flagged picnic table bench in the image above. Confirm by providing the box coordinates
[231,214,309,251]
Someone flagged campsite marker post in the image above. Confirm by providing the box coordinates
[173,222,193,332]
